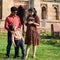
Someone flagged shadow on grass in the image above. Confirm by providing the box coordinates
[0,53,16,60]
[0,53,38,60]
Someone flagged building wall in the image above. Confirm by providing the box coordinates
[34,1,60,32]
[0,0,60,32]
[0,0,14,28]
[2,0,14,20]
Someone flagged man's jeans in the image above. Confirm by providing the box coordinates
[6,32,19,57]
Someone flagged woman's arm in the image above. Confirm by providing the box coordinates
[34,16,40,26]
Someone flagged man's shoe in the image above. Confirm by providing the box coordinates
[13,56,17,58]
[4,55,9,58]
[17,55,20,57]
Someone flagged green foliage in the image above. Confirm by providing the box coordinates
[40,31,51,36]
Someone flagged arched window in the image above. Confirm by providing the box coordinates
[54,7,59,20]
[41,6,47,19]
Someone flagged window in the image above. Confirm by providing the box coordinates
[54,7,59,20]
[41,6,47,19]
[52,5,59,20]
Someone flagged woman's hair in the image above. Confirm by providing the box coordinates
[33,8,37,17]
[28,8,34,12]
[28,8,37,17]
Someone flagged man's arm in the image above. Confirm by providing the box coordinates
[4,17,10,31]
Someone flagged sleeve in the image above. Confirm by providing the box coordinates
[35,16,40,25]
[4,17,10,31]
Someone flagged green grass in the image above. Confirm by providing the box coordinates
[0,32,60,60]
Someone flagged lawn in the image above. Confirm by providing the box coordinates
[0,32,60,60]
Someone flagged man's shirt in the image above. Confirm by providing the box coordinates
[4,14,21,31]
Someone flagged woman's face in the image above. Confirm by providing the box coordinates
[28,11,34,16]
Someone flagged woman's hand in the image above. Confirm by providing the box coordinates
[33,22,39,26]
[28,21,34,24]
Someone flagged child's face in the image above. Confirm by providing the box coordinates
[11,27,16,33]
[12,26,16,31]
[28,11,34,16]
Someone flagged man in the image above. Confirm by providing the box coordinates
[4,6,21,58]
[17,5,25,36]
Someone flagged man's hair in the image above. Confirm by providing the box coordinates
[17,5,25,25]
[11,6,17,12]
[9,24,15,31]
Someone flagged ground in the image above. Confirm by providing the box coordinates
[0,32,60,60]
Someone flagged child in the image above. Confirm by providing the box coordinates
[9,25,25,59]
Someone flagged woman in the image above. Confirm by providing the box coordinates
[25,8,40,58]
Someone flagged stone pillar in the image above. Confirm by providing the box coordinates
[30,0,34,8]
[34,0,40,28]
[2,0,14,20]
[34,0,40,17]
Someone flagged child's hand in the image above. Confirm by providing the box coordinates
[11,31,14,34]
[13,43,16,47]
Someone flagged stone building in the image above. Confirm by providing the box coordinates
[0,0,60,32]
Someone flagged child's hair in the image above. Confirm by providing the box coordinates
[9,24,15,31]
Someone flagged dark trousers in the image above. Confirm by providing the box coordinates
[6,32,19,57]
[14,40,25,57]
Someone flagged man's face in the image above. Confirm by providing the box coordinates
[11,11,17,15]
